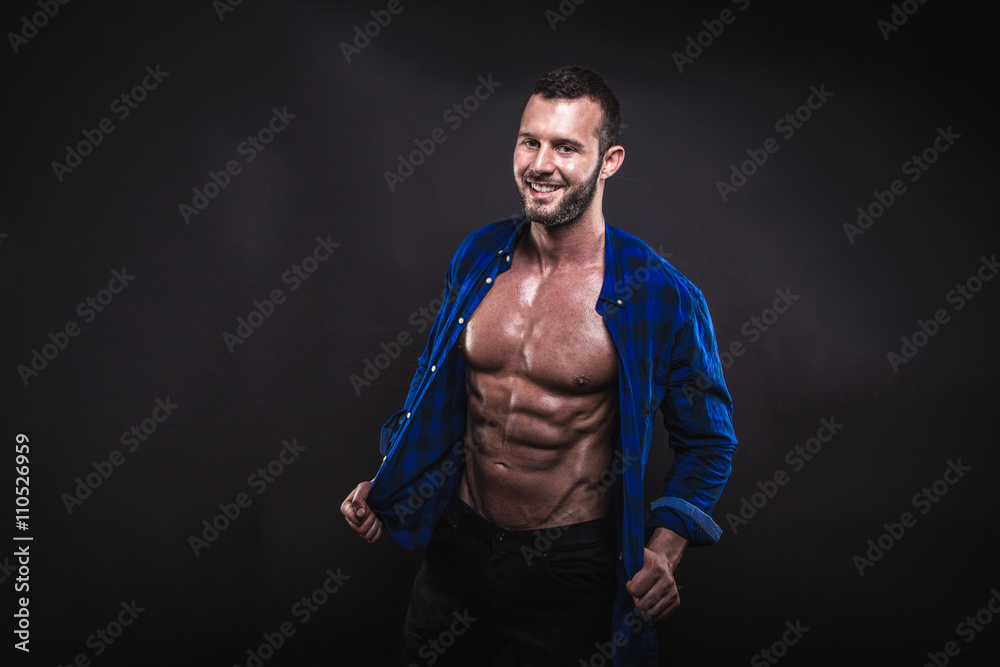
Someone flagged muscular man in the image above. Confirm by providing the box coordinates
[343,66,737,667]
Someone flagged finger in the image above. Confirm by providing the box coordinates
[342,502,364,527]
[349,507,376,532]
[339,496,355,520]
[345,481,370,504]
[627,549,671,598]
[628,569,668,599]
[361,514,381,541]
[642,584,680,620]
[633,581,677,617]
[344,503,373,530]
[626,571,654,598]
[365,521,383,543]
[342,482,372,521]
[341,487,361,521]
[648,592,680,622]
[346,515,375,541]
[354,500,368,518]
[362,513,383,542]
[342,510,358,528]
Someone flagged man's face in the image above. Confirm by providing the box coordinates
[513,94,606,227]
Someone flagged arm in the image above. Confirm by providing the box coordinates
[651,288,737,545]
[629,287,737,619]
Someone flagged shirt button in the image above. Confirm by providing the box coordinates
[486,277,492,284]
[382,456,387,462]
[617,299,623,305]
[406,412,411,419]
[458,317,465,324]
[430,365,436,372]
[506,255,511,263]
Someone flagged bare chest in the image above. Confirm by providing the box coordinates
[460,264,618,392]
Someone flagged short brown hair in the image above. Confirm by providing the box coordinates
[532,66,621,156]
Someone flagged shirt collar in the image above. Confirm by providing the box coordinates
[599,220,627,310]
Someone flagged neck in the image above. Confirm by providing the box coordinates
[524,208,606,273]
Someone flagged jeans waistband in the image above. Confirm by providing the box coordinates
[442,495,616,551]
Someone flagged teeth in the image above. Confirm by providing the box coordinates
[530,182,559,193]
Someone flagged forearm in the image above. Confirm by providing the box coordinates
[647,442,736,545]
[659,442,735,508]
[646,526,689,570]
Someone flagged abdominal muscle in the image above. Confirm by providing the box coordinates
[456,350,620,530]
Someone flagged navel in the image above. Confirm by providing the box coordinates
[574,376,590,387]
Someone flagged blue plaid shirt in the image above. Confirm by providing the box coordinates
[368,217,737,666]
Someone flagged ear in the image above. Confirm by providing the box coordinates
[600,145,625,180]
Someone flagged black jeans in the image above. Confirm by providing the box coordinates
[401,497,617,667]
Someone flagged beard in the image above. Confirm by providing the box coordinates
[515,160,601,228]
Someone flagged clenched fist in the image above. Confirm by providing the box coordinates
[341,480,383,543]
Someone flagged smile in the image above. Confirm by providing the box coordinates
[528,182,563,193]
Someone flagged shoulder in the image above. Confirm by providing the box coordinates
[457,217,522,252]
[448,217,524,275]
[606,223,706,312]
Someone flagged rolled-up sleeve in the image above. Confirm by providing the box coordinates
[649,289,737,546]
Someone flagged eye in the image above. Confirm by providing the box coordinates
[522,139,539,148]
[557,145,576,154]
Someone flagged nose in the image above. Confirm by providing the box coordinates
[530,145,555,175]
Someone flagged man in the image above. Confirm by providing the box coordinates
[342,66,737,666]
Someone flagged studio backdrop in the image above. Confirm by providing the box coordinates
[4,0,998,665]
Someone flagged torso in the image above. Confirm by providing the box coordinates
[456,237,620,530]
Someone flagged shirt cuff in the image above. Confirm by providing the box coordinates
[647,497,723,546]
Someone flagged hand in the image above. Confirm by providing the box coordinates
[625,547,679,622]
[625,528,688,622]
[341,480,383,543]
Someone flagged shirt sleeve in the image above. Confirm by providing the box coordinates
[380,239,465,456]
[649,289,737,546]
